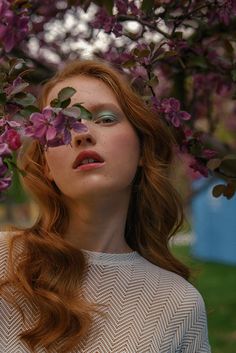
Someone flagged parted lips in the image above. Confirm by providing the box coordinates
[72,150,104,169]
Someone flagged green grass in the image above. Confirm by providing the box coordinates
[172,246,236,353]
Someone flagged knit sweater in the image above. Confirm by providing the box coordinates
[0,232,211,353]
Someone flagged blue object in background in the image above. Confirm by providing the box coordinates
[191,178,236,265]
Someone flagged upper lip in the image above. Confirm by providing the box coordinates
[72,150,104,169]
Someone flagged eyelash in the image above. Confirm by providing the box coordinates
[94,114,117,124]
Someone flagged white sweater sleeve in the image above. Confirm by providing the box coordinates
[178,290,211,353]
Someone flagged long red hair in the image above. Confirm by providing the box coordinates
[0,59,189,353]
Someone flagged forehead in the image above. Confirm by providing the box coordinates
[46,75,119,109]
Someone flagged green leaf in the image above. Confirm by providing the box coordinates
[93,0,113,14]
[219,154,236,177]
[72,103,92,120]
[231,69,236,82]
[122,59,136,68]
[207,158,222,171]
[50,98,61,108]
[58,87,76,102]
[63,106,82,118]
[133,47,150,58]
[0,72,7,83]
[156,50,178,61]
[146,75,159,88]
[80,107,92,120]
[8,58,26,76]
[189,143,202,156]
[4,156,29,203]
[212,182,236,199]
[223,39,234,61]
[3,156,15,171]
[173,32,183,40]
[0,92,7,104]
[188,56,208,69]
[141,0,154,12]
[60,98,71,108]
[12,93,36,107]
[223,183,235,199]
[212,184,225,198]
[67,0,78,6]
[20,105,40,118]
[140,49,150,57]
[8,81,29,97]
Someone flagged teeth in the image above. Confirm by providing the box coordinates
[80,158,97,165]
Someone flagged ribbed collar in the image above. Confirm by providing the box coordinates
[81,249,139,265]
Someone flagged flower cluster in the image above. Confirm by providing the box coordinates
[152,97,191,128]
[215,0,236,25]
[0,117,21,149]
[0,116,22,192]
[92,8,123,37]
[0,143,12,192]
[24,107,88,147]
[180,127,217,178]
[193,73,232,97]
[0,0,29,53]
[115,0,140,16]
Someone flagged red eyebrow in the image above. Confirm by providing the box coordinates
[88,103,122,112]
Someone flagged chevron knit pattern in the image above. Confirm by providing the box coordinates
[0,232,211,353]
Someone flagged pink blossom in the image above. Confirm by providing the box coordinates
[153,97,191,127]
[0,0,29,53]
[4,76,29,97]
[130,65,148,80]
[0,175,12,191]
[49,111,87,146]
[25,108,58,145]
[161,97,180,113]
[115,0,128,14]
[193,73,232,97]
[24,107,88,147]
[3,129,21,150]
[92,8,122,36]
[0,116,21,129]
[133,43,152,66]
[189,159,209,177]
[115,0,141,16]
[0,157,8,177]
[101,48,132,66]
[0,143,11,156]
[202,149,217,159]
[183,126,194,139]
[216,0,236,25]
[168,39,189,53]
[129,1,141,16]
[0,143,12,192]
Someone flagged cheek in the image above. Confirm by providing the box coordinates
[44,148,69,179]
[106,129,140,170]
[116,129,139,155]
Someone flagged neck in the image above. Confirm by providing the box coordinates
[63,192,133,253]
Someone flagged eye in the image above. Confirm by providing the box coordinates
[94,113,117,124]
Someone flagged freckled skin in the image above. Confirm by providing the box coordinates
[44,76,141,202]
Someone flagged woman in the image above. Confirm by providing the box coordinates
[0,60,211,353]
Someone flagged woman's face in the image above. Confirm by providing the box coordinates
[44,75,141,201]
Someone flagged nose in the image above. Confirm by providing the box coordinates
[71,120,96,147]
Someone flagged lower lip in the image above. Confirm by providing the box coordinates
[75,162,105,171]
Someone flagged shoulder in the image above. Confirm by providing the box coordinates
[136,254,206,314]
[137,255,211,350]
